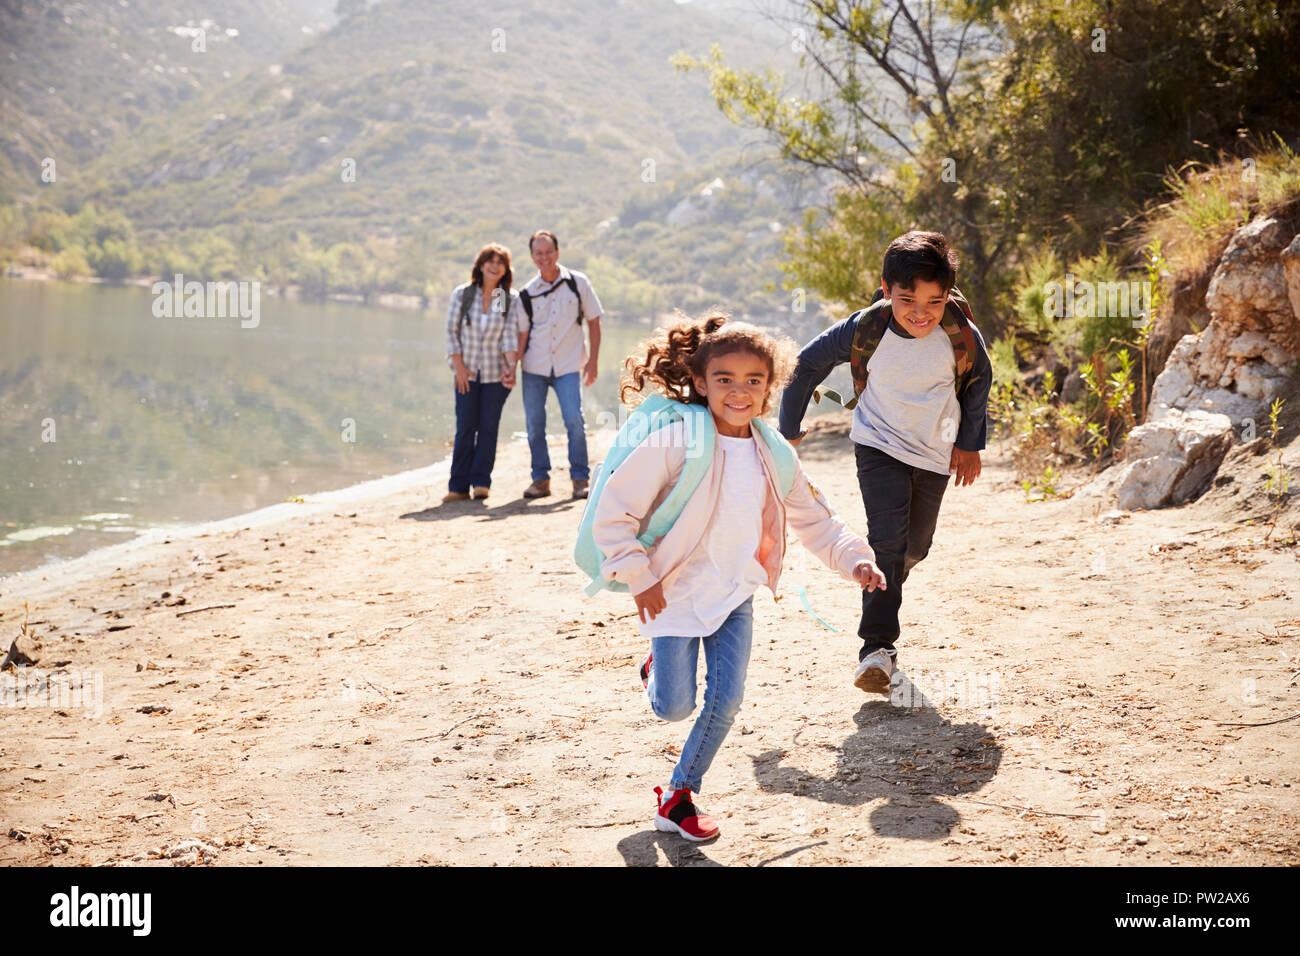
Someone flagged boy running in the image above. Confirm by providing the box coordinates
[778,231,993,694]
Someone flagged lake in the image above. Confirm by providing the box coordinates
[0,280,847,576]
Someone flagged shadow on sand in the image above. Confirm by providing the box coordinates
[749,667,1004,841]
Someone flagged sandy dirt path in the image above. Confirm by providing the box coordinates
[2,416,1297,866]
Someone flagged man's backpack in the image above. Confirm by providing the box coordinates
[813,286,978,409]
[519,272,584,334]
[573,393,798,597]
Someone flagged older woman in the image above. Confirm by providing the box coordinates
[443,243,527,502]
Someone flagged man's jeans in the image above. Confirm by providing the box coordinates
[521,370,589,483]
[855,443,949,662]
[449,380,511,493]
[646,597,753,795]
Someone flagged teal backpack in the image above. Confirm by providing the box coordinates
[574,393,798,597]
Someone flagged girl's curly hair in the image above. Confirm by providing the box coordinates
[619,309,797,416]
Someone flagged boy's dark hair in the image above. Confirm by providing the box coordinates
[881,231,959,293]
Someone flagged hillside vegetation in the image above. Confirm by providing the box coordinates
[3,0,829,318]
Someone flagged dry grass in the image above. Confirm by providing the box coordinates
[1141,133,1300,278]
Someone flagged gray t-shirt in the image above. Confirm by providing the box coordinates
[849,325,960,475]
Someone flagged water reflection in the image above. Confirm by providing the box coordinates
[0,280,654,574]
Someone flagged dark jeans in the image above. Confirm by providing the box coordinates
[855,442,949,661]
[450,380,511,492]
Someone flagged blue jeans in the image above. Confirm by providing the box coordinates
[855,442,949,661]
[449,380,511,492]
[521,370,589,482]
[646,597,753,794]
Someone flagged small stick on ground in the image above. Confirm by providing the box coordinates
[1215,711,1300,729]
[438,712,483,739]
[950,797,1102,819]
[176,604,236,617]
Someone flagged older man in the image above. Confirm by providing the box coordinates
[515,230,603,500]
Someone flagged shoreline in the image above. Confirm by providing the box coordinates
[0,452,455,603]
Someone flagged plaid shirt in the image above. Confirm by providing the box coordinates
[445,282,528,383]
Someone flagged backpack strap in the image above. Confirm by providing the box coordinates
[573,395,714,597]
[634,402,713,549]
[519,289,532,319]
[940,287,977,395]
[750,418,798,497]
[565,274,584,325]
[459,283,477,327]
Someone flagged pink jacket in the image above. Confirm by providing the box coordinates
[591,419,875,598]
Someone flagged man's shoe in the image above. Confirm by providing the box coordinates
[653,786,719,842]
[639,651,653,690]
[523,479,551,499]
[572,479,589,499]
[441,491,471,503]
[853,649,894,695]
[470,486,490,500]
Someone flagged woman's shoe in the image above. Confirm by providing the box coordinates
[639,651,653,689]
[470,486,490,500]
[653,785,719,842]
[441,491,471,503]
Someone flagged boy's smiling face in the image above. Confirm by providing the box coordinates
[883,277,949,338]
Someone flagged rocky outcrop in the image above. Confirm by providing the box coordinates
[1143,268,1211,399]
[1088,210,1299,509]
[1148,215,1299,429]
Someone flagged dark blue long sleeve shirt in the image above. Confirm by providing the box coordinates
[778,313,993,455]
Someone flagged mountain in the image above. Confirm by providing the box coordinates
[5,0,836,319]
[0,0,337,199]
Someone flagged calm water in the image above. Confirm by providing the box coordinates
[0,280,668,575]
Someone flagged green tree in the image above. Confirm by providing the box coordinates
[678,0,1300,332]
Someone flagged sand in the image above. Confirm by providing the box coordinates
[1,415,1297,866]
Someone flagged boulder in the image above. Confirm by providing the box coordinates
[1148,216,1299,429]
[1204,217,1293,330]
[1113,409,1234,510]
[1,633,40,670]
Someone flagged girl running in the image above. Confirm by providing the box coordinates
[590,312,885,842]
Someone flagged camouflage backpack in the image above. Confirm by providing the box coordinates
[813,286,978,409]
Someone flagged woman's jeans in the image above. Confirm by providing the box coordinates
[449,380,511,492]
[521,370,589,483]
[646,597,753,794]
[855,442,949,662]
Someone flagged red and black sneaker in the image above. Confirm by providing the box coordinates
[653,785,719,842]
[639,651,653,689]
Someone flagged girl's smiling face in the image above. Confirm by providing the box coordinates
[693,350,772,438]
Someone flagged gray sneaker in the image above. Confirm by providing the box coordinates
[853,649,894,694]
